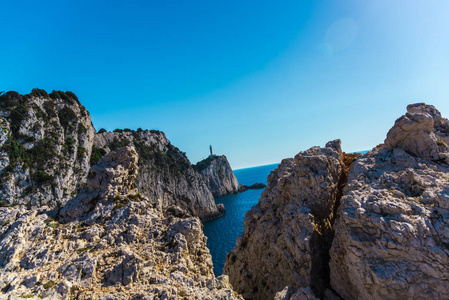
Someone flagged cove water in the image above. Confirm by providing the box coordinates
[203,163,279,277]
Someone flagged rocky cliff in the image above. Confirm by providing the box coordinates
[330,103,449,299]
[0,146,242,299]
[223,140,346,299]
[94,130,225,221]
[195,155,239,198]
[0,90,95,208]
[224,103,449,299]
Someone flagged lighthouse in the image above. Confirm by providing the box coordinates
[209,145,213,157]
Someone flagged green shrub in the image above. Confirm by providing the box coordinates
[90,146,106,166]
[98,128,107,134]
[31,170,55,185]
[43,101,57,119]
[29,88,49,98]
[194,156,218,173]
[77,146,86,159]
[58,106,77,129]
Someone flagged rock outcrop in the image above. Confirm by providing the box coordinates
[330,103,449,299]
[237,183,267,193]
[0,90,95,207]
[225,102,449,300]
[94,130,225,221]
[195,155,240,198]
[0,146,242,299]
[224,140,345,299]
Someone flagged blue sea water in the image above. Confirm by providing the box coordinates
[203,163,279,277]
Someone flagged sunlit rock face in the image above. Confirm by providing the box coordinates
[94,130,225,221]
[330,103,449,299]
[0,90,95,207]
[224,140,344,300]
[0,147,243,300]
[197,155,240,198]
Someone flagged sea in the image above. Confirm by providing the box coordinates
[203,163,279,277]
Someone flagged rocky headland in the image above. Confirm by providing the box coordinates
[0,146,242,299]
[224,103,449,299]
[0,90,242,299]
[195,155,240,198]
[93,130,224,221]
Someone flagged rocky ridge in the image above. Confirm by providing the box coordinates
[94,130,225,221]
[0,89,95,208]
[195,155,240,198]
[224,103,449,299]
[0,146,242,300]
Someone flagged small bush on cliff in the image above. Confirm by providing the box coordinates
[58,106,77,130]
[31,170,55,185]
[98,128,107,134]
[90,146,106,166]
[29,88,49,99]
[194,156,218,173]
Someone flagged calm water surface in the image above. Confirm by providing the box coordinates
[203,163,278,277]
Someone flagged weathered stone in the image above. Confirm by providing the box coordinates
[330,103,449,299]
[94,130,224,221]
[197,155,240,198]
[0,147,243,300]
[224,140,344,299]
[0,91,95,207]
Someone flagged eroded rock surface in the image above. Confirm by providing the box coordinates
[0,90,95,207]
[224,140,344,299]
[94,130,224,221]
[330,103,449,299]
[196,155,239,198]
[0,147,242,300]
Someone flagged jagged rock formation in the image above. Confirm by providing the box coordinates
[225,103,449,300]
[330,103,449,299]
[195,155,240,198]
[0,146,242,299]
[0,90,95,207]
[224,140,345,299]
[93,130,225,221]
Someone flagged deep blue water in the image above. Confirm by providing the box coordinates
[203,163,279,277]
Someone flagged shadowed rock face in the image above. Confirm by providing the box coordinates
[330,103,449,299]
[224,140,344,300]
[94,130,225,221]
[0,146,243,300]
[198,155,240,198]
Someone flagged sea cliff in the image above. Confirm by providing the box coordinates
[224,103,449,299]
[196,155,240,198]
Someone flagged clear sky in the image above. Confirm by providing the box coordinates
[1,1,449,169]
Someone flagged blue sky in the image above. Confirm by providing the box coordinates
[1,1,449,169]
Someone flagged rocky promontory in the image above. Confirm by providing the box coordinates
[225,103,449,299]
[195,155,240,198]
[0,146,242,299]
[93,130,225,221]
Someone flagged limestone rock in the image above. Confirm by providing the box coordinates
[274,286,319,300]
[224,140,344,300]
[330,103,449,299]
[0,90,95,207]
[0,146,243,300]
[383,102,449,163]
[196,155,240,198]
[94,130,224,221]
